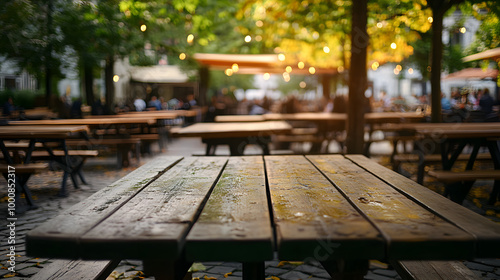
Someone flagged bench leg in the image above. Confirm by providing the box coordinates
[242,262,265,280]
[320,259,369,280]
[58,171,70,197]
[488,180,500,205]
[3,173,38,213]
[487,140,500,205]
[142,259,192,280]
[116,144,129,168]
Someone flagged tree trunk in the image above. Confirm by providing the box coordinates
[83,61,95,108]
[430,8,444,123]
[199,66,209,107]
[45,0,54,108]
[105,55,115,114]
[322,74,331,99]
[347,0,368,154]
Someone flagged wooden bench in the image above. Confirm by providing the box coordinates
[30,259,120,280]
[31,150,99,194]
[0,163,48,213]
[391,260,480,280]
[131,133,161,153]
[393,152,492,184]
[428,169,500,182]
[428,169,500,204]
[66,138,141,168]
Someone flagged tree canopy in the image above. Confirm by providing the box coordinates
[1,0,499,111]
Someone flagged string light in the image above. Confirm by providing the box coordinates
[113,75,120,82]
[140,24,147,32]
[179,53,186,60]
[232,63,239,72]
[282,72,290,82]
[308,67,316,74]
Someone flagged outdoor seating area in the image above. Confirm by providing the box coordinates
[3,108,500,279]
[2,1,500,279]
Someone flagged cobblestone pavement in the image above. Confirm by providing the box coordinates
[1,138,500,279]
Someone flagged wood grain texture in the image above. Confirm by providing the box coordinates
[0,125,88,139]
[79,157,228,260]
[393,260,480,280]
[265,155,384,261]
[185,156,273,262]
[347,154,500,258]
[30,259,120,280]
[172,121,292,138]
[309,155,474,260]
[26,155,183,258]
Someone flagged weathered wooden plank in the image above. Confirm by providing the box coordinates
[265,155,384,261]
[79,157,228,260]
[26,155,184,258]
[185,156,273,262]
[392,260,480,280]
[30,259,120,280]
[346,154,500,258]
[428,170,500,182]
[308,155,475,260]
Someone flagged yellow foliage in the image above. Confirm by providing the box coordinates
[486,210,496,216]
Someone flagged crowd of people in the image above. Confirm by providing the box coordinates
[441,87,498,122]
[3,87,498,123]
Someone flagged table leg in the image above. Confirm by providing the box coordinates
[487,140,500,205]
[142,259,192,280]
[0,140,14,164]
[441,140,467,203]
[2,173,38,213]
[320,259,369,280]
[242,262,265,280]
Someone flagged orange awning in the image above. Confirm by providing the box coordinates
[462,47,500,62]
[443,68,498,80]
[193,53,337,75]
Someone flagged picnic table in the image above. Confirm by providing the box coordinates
[27,155,500,280]
[0,125,89,211]
[172,121,292,155]
[387,122,500,204]
[9,118,162,167]
[215,112,425,154]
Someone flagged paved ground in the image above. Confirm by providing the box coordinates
[1,137,500,279]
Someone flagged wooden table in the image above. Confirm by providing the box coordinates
[172,121,292,155]
[0,125,89,210]
[9,117,157,126]
[215,112,425,154]
[9,118,162,167]
[26,155,500,279]
[388,122,500,204]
